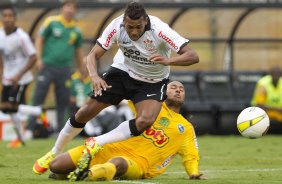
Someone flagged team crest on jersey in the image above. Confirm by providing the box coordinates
[143,39,155,51]
[53,28,62,37]
[68,31,77,45]
[177,124,185,133]
[142,126,169,148]
[159,117,170,128]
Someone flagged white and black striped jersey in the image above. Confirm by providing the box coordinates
[97,15,189,83]
[0,28,35,85]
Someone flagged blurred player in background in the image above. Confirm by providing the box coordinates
[33,1,199,175]
[252,66,282,134]
[28,0,83,134]
[69,64,92,116]
[0,5,36,148]
[49,81,205,181]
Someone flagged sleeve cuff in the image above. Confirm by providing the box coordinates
[96,40,108,51]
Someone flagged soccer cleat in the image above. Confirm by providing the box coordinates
[49,172,68,180]
[83,137,102,157]
[67,153,91,181]
[33,151,55,175]
[7,139,24,148]
[67,137,102,181]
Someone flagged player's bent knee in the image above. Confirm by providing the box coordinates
[50,154,76,174]
[136,116,156,131]
[108,157,128,177]
[49,158,61,174]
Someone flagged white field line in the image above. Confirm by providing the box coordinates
[113,181,159,184]
[167,168,282,174]
[203,156,282,160]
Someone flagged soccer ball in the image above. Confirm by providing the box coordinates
[237,107,270,138]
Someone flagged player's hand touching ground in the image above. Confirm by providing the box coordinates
[190,174,207,180]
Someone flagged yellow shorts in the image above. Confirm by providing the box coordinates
[68,145,146,179]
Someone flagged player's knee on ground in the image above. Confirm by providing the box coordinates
[108,157,128,177]
[49,153,76,174]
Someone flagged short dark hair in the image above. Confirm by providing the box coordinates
[124,1,147,20]
[62,0,79,9]
[1,5,17,17]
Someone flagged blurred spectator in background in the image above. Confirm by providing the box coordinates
[69,65,91,115]
[0,5,36,147]
[28,0,83,133]
[251,66,282,134]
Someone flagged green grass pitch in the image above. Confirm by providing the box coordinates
[1,135,282,184]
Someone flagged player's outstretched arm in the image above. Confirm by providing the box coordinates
[178,123,207,180]
[149,44,199,66]
[86,44,112,97]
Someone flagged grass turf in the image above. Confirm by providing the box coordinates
[1,135,282,184]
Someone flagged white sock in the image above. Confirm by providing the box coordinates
[18,104,42,116]
[95,120,132,146]
[51,119,83,155]
[11,113,25,141]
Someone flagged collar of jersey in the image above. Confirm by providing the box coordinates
[3,27,17,35]
[57,15,76,28]
[163,102,181,117]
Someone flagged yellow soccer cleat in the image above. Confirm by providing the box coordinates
[33,151,55,175]
[83,137,102,156]
[68,137,102,181]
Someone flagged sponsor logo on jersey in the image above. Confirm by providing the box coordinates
[159,117,170,128]
[142,126,169,147]
[177,124,185,133]
[122,40,131,44]
[123,48,155,65]
[158,31,178,50]
[103,29,117,48]
[143,39,155,51]
[53,28,62,37]
[161,154,176,168]
[156,154,176,170]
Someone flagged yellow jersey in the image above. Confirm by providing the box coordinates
[251,75,282,121]
[69,102,200,179]
[107,102,200,178]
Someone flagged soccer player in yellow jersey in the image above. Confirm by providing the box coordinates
[49,81,204,181]
[251,66,282,133]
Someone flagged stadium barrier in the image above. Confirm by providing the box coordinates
[171,70,267,135]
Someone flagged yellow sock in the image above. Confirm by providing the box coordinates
[87,163,116,181]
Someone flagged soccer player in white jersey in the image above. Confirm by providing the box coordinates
[0,6,36,147]
[33,1,199,176]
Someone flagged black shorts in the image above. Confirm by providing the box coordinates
[1,84,29,104]
[89,67,168,105]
